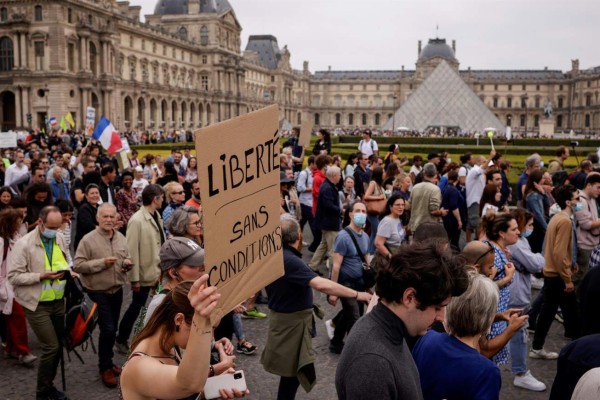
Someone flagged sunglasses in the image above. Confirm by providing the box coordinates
[474,241,495,267]
[172,191,184,195]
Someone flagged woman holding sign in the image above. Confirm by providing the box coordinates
[120,278,249,399]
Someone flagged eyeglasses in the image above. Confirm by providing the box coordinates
[188,220,201,227]
[172,191,184,195]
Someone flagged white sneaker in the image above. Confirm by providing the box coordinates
[529,348,559,360]
[514,370,546,391]
[18,353,37,365]
[531,276,544,290]
[325,319,335,340]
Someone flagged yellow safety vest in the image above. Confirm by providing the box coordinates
[39,240,69,302]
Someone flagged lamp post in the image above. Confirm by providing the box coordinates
[392,94,398,134]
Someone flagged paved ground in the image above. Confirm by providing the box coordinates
[0,250,569,400]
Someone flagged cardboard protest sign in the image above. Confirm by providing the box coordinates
[0,131,17,148]
[195,105,284,324]
[85,107,95,137]
[298,114,312,147]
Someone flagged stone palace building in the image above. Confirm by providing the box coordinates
[0,0,598,135]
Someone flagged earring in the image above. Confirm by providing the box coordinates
[175,325,180,333]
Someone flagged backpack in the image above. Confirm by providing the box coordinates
[359,139,375,154]
[64,279,98,361]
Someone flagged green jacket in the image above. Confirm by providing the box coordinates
[126,206,162,287]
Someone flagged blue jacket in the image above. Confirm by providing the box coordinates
[315,179,341,231]
[49,179,70,202]
[525,191,548,230]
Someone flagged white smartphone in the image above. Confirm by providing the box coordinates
[203,370,247,400]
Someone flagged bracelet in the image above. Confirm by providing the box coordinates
[355,290,359,299]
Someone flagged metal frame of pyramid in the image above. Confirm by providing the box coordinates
[383,61,505,133]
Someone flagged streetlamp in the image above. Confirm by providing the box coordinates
[392,94,398,134]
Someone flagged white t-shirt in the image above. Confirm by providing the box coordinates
[4,163,29,186]
[466,165,485,207]
[358,139,378,157]
[481,203,499,217]
[409,165,422,177]
[376,215,406,246]
[132,178,149,200]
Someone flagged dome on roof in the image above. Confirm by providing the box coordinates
[418,38,456,63]
[154,0,232,15]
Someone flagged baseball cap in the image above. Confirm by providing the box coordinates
[159,237,205,271]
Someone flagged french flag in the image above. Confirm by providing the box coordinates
[92,117,123,154]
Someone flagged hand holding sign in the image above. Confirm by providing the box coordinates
[195,105,284,324]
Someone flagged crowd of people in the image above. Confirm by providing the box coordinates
[1,125,600,400]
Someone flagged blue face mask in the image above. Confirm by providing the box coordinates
[522,228,534,238]
[571,202,583,213]
[353,213,367,227]
[42,229,57,239]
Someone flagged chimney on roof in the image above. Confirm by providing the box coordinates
[303,61,309,73]
[418,40,422,56]
[544,66,548,70]
[402,65,405,71]
[328,65,331,72]
[452,40,456,53]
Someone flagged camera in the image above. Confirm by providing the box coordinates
[234,372,243,380]
[570,141,579,147]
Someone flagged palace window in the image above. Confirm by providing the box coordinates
[507,97,512,108]
[493,97,498,108]
[557,115,563,128]
[348,113,354,125]
[314,113,320,125]
[585,114,591,127]
[201,75,209,90]
[34,41,44,70]
[179,27,188,40]
[200,26,209,45]
[534,115,539,127]
[558,97,564,108]
[202,55,208,64]
[34,5,43,21]
[375,113,380,125]
[520,115,526,127]
[586,95,592,106]
[362,113,367,125]
[89,42,97,76]
[67,8,72,23]
[335,113,341,125]
[0,37,14,71]
[1,7,8,21]
[67,43,75,72]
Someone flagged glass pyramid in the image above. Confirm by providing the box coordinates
[383,61,505,133]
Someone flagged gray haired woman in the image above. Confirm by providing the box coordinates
[412,272,502,400]
[167,206,203,245]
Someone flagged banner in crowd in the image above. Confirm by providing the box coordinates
[85,107,95,136]
[195,105,284,324]
[0,131,17,148]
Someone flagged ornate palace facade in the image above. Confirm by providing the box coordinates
[0,0,598,134]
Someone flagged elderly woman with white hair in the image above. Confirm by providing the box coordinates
[412,272,502,400]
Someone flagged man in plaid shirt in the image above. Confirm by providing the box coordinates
[589,243,600,269]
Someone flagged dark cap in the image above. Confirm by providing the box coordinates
[427,152,441,160]
[363,129,372,136]
[159,237,204,271]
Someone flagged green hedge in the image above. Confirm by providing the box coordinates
[336,135,597,147]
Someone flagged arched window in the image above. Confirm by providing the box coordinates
[200,26,209,45]
[178,27,188,40]
[0,7,8,22]
[34,5,43,21]
[0,37,14,72]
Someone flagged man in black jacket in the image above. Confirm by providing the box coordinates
[99,165,116,205]
[308,166,342,274]
[335,241,469,400]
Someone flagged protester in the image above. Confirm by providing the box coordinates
[167,206,203,245]
[24,182,53,230]
[441,170,465,249]
[343,153,357,180]
[0,208,37,366]
[480,183,503,217]
[120,278,248,399]
[162,181,186,238]
[8,206,70,400]
[115,184,165,354]
[335,241,469,400]
[408,163,447,233]
[115,171,139,230]
[73,203,132,388]
[572,173,600,286]
[363,166,386,254]
[184,178,201,210]
[74,183,100,250]
[531,184,582,357]
[374,195,406,263]
[516,154,542,202]
[297,155,316,239]
[413,272,501,400]
[465,155,488,241]
[522,169,548,253]
[261,214,371,400]
[547,146,570,174]
[507,208,547,391]
[312,128,331,155]
[98,165,117,205]
[0,186,13,210]
[357,129,378,158]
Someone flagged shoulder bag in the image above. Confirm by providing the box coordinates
[343,228,376,288]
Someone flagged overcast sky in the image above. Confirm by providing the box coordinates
[135,0,600,73]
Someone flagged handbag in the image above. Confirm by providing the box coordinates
[371,243,401,272]
[365,184,386,215]
[343,228,376,288]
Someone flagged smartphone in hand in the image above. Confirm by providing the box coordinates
[203,371,247,400]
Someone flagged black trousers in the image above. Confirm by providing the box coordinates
[116,286,150,345]
[88,289,123,370]
[532,276,581,350]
